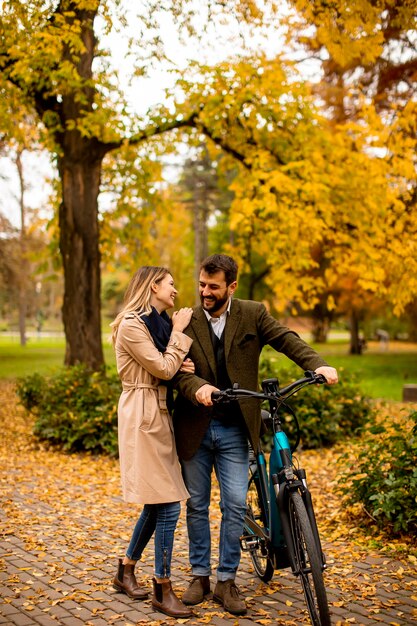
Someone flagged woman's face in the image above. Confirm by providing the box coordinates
[151,273,178,312]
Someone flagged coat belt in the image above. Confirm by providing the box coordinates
[122,381,159,390]
[121,381,168,411]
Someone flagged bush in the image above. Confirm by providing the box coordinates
[338,409,417,536]
[16,365,121,456]
[15,348,374,457]
[259,349,374,449]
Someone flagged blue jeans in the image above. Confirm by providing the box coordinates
[126,501,181,578]
[181,420,249,581]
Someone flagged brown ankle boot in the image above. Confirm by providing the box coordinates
[182,575,211,605]
[152,577,193,618]
[113,559,148,600]
[213,579,247,615]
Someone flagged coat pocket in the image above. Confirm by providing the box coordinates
[238,332,257,346]
[136,390,153,431]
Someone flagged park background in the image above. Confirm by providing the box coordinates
[0,2,417,625]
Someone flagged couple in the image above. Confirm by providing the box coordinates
[110,254,338,618]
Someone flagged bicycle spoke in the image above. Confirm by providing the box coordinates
[288,491,331,626]
[243,475,274,583]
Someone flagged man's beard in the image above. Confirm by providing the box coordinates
[200,292,229,314]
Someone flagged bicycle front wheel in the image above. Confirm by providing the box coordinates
[245,475,274,583]
[288,491,331,626]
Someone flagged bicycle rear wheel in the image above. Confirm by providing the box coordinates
[245,475,274,582]
[288,491,331,626]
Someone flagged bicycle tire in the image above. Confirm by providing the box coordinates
[245,475,274,582]
[288,491,331,626]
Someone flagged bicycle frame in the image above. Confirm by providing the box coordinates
[218,372,332,625]
[245,417,327,575]
[239,376,327,574]
[245,415,295,570]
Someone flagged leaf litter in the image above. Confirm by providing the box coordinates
[0,380,416,626]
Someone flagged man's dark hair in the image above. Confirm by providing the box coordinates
[200,254,238,285]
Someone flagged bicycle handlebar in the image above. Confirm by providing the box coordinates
[211,370,326,403]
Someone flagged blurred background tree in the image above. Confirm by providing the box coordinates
[284,0,417,351]
[0,0,281,368]
[1,0,416,364]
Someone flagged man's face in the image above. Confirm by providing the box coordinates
[199,269,237,317]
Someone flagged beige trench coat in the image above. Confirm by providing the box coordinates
[115,313,192,504]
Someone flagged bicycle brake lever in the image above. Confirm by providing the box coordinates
[304,370,316,380]
[211,390,234,403]
[304,370,326,384]
[211,391,222,403]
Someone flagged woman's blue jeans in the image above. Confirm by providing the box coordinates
[126,501,180,579]
[181,420,249,581]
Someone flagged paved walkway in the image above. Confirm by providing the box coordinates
[1,382,416,626]
[1,503,416,626]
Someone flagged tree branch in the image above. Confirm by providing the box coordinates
[101,112,199,153]
[102,109,254,170]
[191,119,252,169]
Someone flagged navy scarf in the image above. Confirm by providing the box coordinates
[140,307,174,411]
[140,307,172,353]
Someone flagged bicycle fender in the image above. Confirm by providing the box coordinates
[300,487,326,566]
[276,483,298,573]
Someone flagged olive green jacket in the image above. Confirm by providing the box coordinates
[173,298,327,460]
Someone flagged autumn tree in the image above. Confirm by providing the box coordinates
[0,214,18,322]
[99,139,195,315]
[171,145,236,303]
[287,0,417,118]
[0,208,56,335]
[182,1,417,350]
[13,148,29,345]
[0,0,279,369]
[3,0,413,367]
[172,54,416,342]
[0,105,44,345]
[283,0,417,350]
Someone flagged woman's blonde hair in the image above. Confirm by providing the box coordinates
[110,266,170,345]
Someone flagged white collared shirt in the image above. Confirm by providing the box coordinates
[203,299,232,339]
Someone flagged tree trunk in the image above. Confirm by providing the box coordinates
[311,318,330,343]
[311,296,334,343]
[58,156,104,370]
[349,309,361,355]
[248,268,269,301]
[193,203,208,306]
[16,150,27,347]
[193,206,202,305]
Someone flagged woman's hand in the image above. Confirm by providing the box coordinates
[180,358,195,373]
[172,307,193,332]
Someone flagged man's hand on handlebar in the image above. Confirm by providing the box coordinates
[195,383,220,406]
[314,366,338,385]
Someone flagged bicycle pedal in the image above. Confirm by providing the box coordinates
[240,535,259,552]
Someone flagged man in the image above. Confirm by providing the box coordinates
[173,254,338,616]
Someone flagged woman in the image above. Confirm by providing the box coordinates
[110,266,194,618]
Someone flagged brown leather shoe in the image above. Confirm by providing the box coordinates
[152,578,193,618]
[213,579,247,615]
[182,575,211,605]
[113,559,148,600]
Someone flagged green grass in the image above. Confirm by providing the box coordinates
[315,347,417,401]
[1,336,416,401]
[263,342,417,401]
[0,336,116,379]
